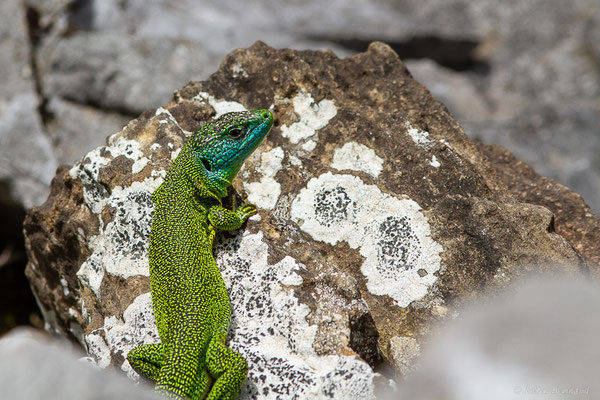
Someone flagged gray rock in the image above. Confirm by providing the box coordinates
[42,33,216,115]
[0,93,57,209]
[24,43,598,399]
[385,0,600,211]
[0,327,160,400]
[18,0,600,213]
[46,97,130,165]
[0,1,34,97]
[397,277,600,399]
[0,0,57,208]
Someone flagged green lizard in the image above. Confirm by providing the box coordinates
[127,109,274,399]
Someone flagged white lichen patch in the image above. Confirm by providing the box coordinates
[280,90,337,144]
[194,92,247,117]
[406,122,432,147]
[430,155,440,168]
[215,231,378,399]
[289,155,302,167]
[60,278,70,296]
[85,293,159,378]
[244,147,284,210]
[85,332,112,369]
[245,178,280,211]
[132,157,149,174]
[170,147,182,161]
[70,136,152,214]
[69,147,112,214]
[109,136,144,159]
[301,140,317,152]
[76,177,161,296]
[232,62,249,78]
[290,172,443,308]
[331,142,384,178]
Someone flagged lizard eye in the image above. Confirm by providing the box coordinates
[228,128,244,139]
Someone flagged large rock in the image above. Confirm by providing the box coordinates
[40,33,216,116]
[24,43,597,398]
[397,0,600,212]
[17,0,600,212]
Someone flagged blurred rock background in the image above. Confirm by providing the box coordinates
[1,0,599,338]
[397,276,600,399]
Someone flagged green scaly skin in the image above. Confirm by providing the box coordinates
[127,109,274,400]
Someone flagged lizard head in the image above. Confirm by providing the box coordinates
[188,109,273,195]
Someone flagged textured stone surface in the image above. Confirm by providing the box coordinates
[41,33,215,116]
[476,142,600,279]
[400,0,600,211]
[5,0,599,213]
[24,43,597,398]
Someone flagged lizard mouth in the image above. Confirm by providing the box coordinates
[200,158,212,172]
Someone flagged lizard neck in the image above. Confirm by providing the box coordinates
[155,145,228,203]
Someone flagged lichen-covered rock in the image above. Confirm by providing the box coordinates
[24,42,597,398]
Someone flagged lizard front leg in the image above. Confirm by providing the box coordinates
[208,201,257,232]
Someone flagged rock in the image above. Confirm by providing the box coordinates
[0,0,56,333]
[40,33,216,115]
[0,0,57,209]
[476,142,600,278]
[46,97,130,165]
[397,277,600,399]
[0,327,160,400]
[0,93,57,209]
[24,42,597,398]
[17,0,600,213]
[389,0,600,212]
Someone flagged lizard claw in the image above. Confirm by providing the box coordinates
[237,203,258,221]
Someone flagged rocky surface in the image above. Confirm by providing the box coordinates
[24,42,599,398]
[3,0,600,339]
[2,0,599,211]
